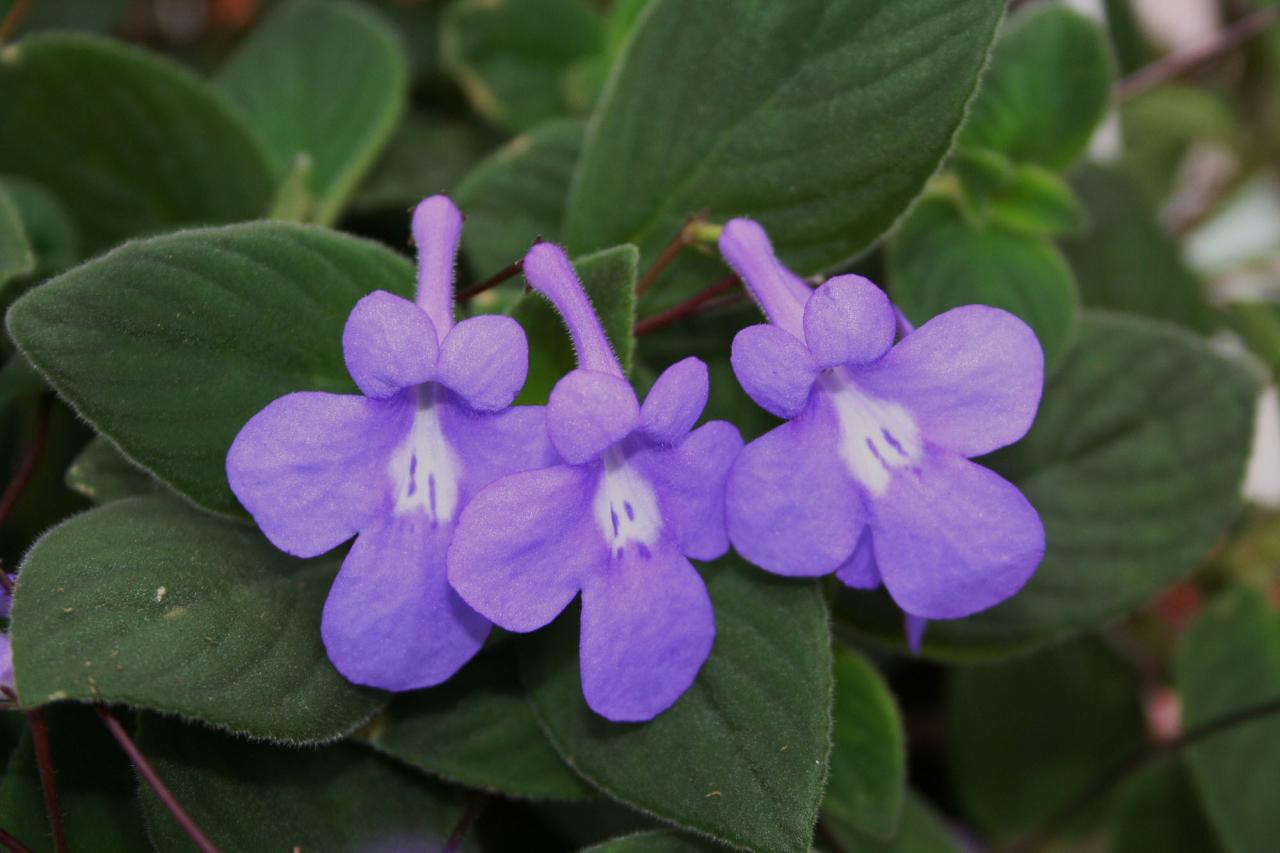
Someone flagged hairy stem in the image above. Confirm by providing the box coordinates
[25,709,67,853]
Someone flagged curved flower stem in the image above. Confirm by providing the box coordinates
[24,709,67,853]
[1012,695,1280,852]
[0,395,51,531]
[635,211,708,298]
[0,827,34,853]
[633,275,740,336]
[441,793,487,853]
[95,707,221,853]
[1114,6,1280,103]
[0,0,30,43]
[458,259,523,302]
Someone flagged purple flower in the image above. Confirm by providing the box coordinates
[227,196,556,691]
[447,243,743,722]
[0,632,11,693]
[718,219,1046,643]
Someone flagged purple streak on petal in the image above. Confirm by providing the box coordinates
[726,400,865,576]
[718,218,806,338]
[436,314,529,412]
[322,516,489,690]
[803,275,895,368]
[412,195,463,335]
[0,632,12,690]
[629,420,743,561]
[448,465,606,633]
[342,291,438,399]
[437,398,557,496]
[579,540,714,722]
[730,323,817,419]
[834,528,881,590]
[871,451,1045,619]
[522,242,621,376]
[639,357,709,446]
[905,613,928,655]
[547,369,639,464]
[854,305,1044,458]
[227,392,411,558]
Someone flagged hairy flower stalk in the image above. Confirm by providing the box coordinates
[448,243,743,722]
[719,219,1047,648]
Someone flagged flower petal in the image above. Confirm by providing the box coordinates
[718,218,806,337]
[834,528,881,590]
[522,242,622,375]
[726,404,866,576]
[342,291,438,399]
[579,541,714,722]
[730,324,817,419]
[547,369,639,464]
[448,465,605,633]
[322,516,490,691]
[630,420,743,561]
[227,392,409,558]
[436,315,529,412]
[854,305,1044,458]
[438,399,557,496]
[640,357,709,445]
[872,452,1045,620]
[0,632,12,690]
[803,275,895,368]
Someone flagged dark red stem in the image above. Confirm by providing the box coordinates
[0,396,51,531]
[0,827,33,853]
[25,709,67,853]
[441,794,487,853]
[635,212,707,297]
[634,275,740,336]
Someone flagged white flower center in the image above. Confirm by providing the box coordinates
[820,370,922,496]
[593,448,662,559]
[389,386,462,523]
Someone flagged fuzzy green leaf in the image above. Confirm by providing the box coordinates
[64,435,156,505]
[0,183,34,290]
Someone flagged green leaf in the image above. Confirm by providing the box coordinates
[946,638,1144,837]
[512,244,638,403]
[0,705,151,853]
[1119,85,1237,203]
[136,714,472,853]
[565,0,1005,310]
[352,112,493,215]
[823,650,904,840]
[984,164,1087,237]
[0,351,44,408]
[1176,587,1280,853]
[0,182,34,290]
[0,175,79,285]
[581,830,721,853]
[835,311,1260,658]
[890,194,1079,370]
[958,4,1115,170]
[0,34,275,255]
[365,643,592,801]
[7,221,414,515]
[820,791,961,853]
[65,435,156,504]
[455,117,585,277]
[1111,760,1224,853]
[1228,302,1280,375]
[520,563,833,853]
[441,0,602,131]
[1060,163,1212,334]
[10,496,385,742]
[217,0,409,225]
[564,0,650,112]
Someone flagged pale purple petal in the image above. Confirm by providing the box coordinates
[730,324,817,419]
[718,218,805,338]
[629,421,743,561]
[0,632,12,690]
[448,465,606,633]
[227,392,410,558]
[854,305,1044,458]
[726,403,865,576]
[342,291,438,399]
[0,583,10,620]
[579,541,714,722]
[803,275,895,368]
[412,195,463,335]
[834,529,881,590]
[547,370,639,465]
[322,516,489,690]
[522,243,622,376]
[871,451,1045,619]
[436,315,528,412]
[639,357,709,446]
[905,614,928,654]
[437,399,557,496]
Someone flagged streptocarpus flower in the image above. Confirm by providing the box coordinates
[227,195,556,690]
[447,243,744,722]
[718,218,1045,642]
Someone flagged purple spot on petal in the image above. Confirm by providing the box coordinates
[610,508,620,537]
[638,543,651,559]
[624,501,635,521]
[428,474,437,516]
[616,547,625,560]
[864,437,888,467]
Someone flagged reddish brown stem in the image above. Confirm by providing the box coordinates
[1114,6,1280,102]
[635,212,707,297]
[25,710,67,853]
[96,707,221,853]
[634,276,740,336]
[0,0,31,42]
[458,259,523,302]
[0,568,13,596]
[441,794,487,853]
[0,396,51,531]
[0,827,34,853]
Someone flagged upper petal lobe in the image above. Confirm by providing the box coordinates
[803,275,895,368]
[227,392,410,558]
[730,323,817,419]
[343,291,438,399]
[639,357,709,446]
[436,314,529,412]
[547,370,639,464]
